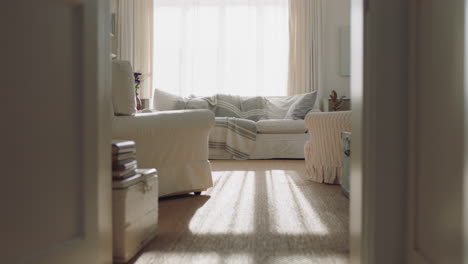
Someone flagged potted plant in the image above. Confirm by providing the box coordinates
[329,90,346,111]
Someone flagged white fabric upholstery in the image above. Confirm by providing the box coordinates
[150,91,319,159]
[256,119,307,134]
[251,133,308,159]
[210,133,308,159]
[112,60,137,115]
[264,94,320,120]
[112,110,215,197]
[284,92,317,119]
[153,88,185,111]
[304,111,351,184]
[264,95,302,119]
[153,91,320,118]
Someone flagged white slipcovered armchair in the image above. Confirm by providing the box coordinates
[113,110,215,197]
[111,60,215,197]
[304,111,351,184]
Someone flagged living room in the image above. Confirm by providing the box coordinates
[111,0,351,262]
[5,0,468,264]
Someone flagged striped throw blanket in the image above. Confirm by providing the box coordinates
[204,94,265,159]
[209,117,258,160]
[204,94,266,121]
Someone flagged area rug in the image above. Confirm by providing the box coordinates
[131,160,349,264]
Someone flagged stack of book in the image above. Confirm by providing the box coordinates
[112,140,138,179]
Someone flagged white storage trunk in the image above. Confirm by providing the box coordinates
[112,168,158,263]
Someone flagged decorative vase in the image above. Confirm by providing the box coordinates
[136,91,142,110]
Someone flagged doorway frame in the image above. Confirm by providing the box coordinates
[350,0,409,263]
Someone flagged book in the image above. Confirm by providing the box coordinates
[136,168,157,177]
[112,159,137,171]
[112,165,137,178]
[112,169,157,189]
[112,140,136,155]
[112,152,136,162]
[113,157,136,166]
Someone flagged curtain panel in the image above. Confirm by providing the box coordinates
[116,0,153,99]
[287,0,325,98]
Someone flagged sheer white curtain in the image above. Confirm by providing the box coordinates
[287,0,325,96]
[116,0,153,99]
[153,0,289,97]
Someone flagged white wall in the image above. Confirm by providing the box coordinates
[323,0,351,103]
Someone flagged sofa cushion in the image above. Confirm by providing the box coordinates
[112,60,137,115]
[284,91,317,120]
[256,119,307,134]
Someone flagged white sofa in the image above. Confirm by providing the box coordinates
[111,61,215,197]
[209,119,309,159]
[153,89,318,159]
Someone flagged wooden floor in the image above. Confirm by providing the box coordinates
[131,160,349,264]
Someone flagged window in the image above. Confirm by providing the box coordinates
[153,0,289,97]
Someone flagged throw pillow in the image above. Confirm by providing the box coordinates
[112,60,137,115]
[284,91,317,120]
[153,88,186,110]
[264,94,302,119]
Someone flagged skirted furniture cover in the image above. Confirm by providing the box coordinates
[153,88,319,159]
[304,111,352,184]
[111,60,215,197]
[113,110,215,197]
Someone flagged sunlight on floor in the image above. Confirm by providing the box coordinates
[266,170,329,235]
[139,252,255,264]
[137,252,225,264]
[132,160,349,264]
[189,171,256,234]
[137,251,344,264]
[267,255,347,264]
